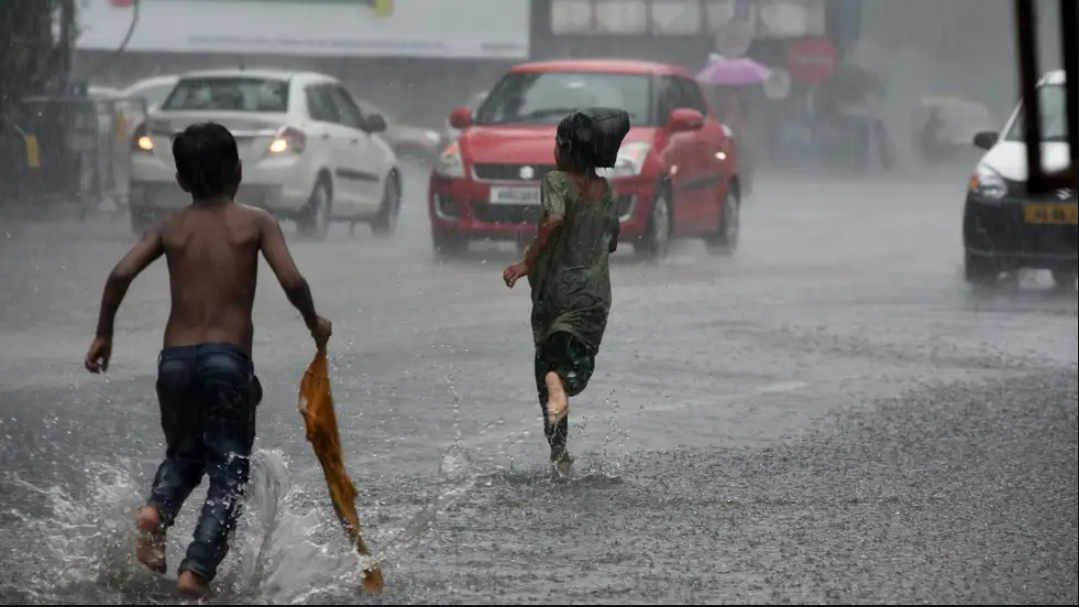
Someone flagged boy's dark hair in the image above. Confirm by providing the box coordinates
[172,122,241,200]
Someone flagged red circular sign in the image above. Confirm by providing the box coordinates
[786,37,839,86]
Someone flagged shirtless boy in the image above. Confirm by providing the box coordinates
[84,122,332,596]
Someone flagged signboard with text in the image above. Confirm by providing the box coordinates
[786,35,838,85]
[78,0,530,59]
[551,0,824,38]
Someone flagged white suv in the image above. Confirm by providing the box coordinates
[129,69,401,239]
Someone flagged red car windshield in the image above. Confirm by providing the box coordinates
[474,71,653,127]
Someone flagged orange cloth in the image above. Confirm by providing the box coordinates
[298,348,385,593]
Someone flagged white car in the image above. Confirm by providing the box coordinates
[121,74,181,112]
[963,69,1076,288]
[117,74,181,131]
[130,69,401,239]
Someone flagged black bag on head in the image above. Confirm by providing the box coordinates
[556,107,631,168]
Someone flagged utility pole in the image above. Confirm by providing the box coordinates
[530,0,554,60]
[59,0,76,90]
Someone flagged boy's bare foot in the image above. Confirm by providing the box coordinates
[178,571,209,598]
[544,371,569,430]
[135,506,167,574]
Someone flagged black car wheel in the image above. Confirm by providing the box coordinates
[371,172,401,237]
[705,188,740,256]
[964,252,1000,287]
[635,191,672,261]
[298,180,332,241]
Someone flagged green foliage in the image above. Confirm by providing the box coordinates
[0,0,71,137]
[1,0,72,190]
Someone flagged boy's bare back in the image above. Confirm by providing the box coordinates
[159,203,302,354]
[85,122,329,379]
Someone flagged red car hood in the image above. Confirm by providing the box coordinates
[461,125,656,165]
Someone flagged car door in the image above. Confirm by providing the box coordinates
[304,84,361,215]
[677,76,727,230]
[329,85,383,214]
[656,76,708,233]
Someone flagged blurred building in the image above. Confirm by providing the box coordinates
[72,0,532,127]
[72,0,1065,134]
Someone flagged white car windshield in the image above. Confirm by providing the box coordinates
[162,77,289,113]
[132,82,178,108]
[474,72,651,126]
[1005,84,1068,142]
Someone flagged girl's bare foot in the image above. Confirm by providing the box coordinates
[544,371,569,430]
[135,506,167,574]
[550,445,574,478]
[178,571,209,598]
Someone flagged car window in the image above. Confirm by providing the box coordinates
[677,77,710,116]
[162,77,289,113]
[656,76,711,124]
[1005,84,1067,143]
[306,85,340,123]
[655,76,687,123]
[474,71,653,126]
[331,87,365,130]
[137,83,177,108]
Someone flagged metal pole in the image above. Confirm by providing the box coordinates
[1015,0,1044,194]
[1060,0,1078,166]
[530,0,554,60]
[59,0,75,89]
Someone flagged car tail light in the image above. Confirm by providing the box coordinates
[132,124,153,153]
[269,126,306,155]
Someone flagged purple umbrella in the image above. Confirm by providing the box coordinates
[697,56,772,86]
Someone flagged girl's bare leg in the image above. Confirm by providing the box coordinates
[544,371,569,430]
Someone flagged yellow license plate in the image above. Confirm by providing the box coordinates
[1023,203,1079,225]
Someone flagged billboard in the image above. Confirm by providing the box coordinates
[550,0,824,38]
[76,0,530,59]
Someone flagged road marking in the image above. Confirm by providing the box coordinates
[754,381,808,394]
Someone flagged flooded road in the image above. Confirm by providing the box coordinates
[1,167,1075,604]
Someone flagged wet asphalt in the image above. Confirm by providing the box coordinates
[0,165,1075,605]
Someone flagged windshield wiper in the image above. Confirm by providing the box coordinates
[487,107,581,124]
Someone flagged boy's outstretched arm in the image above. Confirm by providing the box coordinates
[256,211,332,348]
[86,227,165,373]
[95,227,165,338]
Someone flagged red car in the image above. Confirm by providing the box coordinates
[428,59,742,260]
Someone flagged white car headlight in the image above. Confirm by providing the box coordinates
[599,142,651,179]
[969,164,1007,201]
[435,141,465,178]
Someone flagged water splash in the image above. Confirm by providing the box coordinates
[1,450,374,604]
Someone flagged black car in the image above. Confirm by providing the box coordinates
[963,70,1077,288]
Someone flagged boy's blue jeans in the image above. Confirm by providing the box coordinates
[147,342,261,583]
